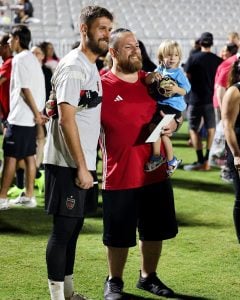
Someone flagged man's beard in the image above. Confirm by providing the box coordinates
[117,54,142,74]
[86,31,108,56]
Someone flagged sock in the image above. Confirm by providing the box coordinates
[64,274,74,298]
[35,168,41,179]
[196,150,204,164]
[48,280,65,300]
[16,168,24,189]
[204,149,210,161]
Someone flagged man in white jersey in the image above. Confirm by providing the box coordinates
[0,25,46,210]
[43,6,113,300]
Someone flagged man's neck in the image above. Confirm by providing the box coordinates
[111,65,139,83]
[79,44,97,64]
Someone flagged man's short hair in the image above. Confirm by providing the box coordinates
[80,6,113,29]
[11,25,31,49]
[109,28,132,49]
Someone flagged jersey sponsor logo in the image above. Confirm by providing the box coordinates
[114,95,123,102]
[66,196,75,210]
[78,90,102,109]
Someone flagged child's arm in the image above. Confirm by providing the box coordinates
[145,72,162,85]
[166,83,187,96]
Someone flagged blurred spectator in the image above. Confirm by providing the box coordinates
[31,45,52,101]
[219,43,239,60]
[184,32,222,171]
[14,0,33,24]
[39,41,59,73]
[99,52,112,76]
[138,39,156,72]
[0,34,13,129]
[228,32,240,48]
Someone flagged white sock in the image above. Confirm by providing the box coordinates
[48,279,65,300]
[64,274,74,298]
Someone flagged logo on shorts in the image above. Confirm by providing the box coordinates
[66,196,75,210]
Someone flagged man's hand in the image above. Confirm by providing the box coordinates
[160,110,183,136]
[34,112,49,125]
[75,168,94,190]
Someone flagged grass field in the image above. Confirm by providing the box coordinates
[0,123,239,300]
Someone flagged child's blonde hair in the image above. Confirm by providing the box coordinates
[157,40,182,66]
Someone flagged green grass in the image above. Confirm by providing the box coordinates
[0,123,239,300]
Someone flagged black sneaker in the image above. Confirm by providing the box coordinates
[104,277,124,300]
[136,272,174,298]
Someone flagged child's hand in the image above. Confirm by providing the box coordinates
[164,82,186,96]
[164,81,178,93]
[146,72,162,85]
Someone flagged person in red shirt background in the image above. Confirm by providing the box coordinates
[0,33,13,131]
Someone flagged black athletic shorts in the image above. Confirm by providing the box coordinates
[187,103,215,130]
[45,164,98,218]
[102,180,178,247]
[3,124,37,158]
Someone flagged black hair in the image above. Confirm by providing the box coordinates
[11,25,31,49]
[0,34,10,45]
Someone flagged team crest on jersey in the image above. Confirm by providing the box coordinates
[66,196,75,210]
[78,90,102,110]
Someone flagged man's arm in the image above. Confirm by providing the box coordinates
[215,85,226,109]
[0,76,7,86]
[21,88,48,125]
[58,102,93,189]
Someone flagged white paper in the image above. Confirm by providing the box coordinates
[145,114,176,143]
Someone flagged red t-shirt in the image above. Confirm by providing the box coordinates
[100,70,167,190]
[0,57,12,120]
[213,55,237,108]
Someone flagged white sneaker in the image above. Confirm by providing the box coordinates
[0,198,9,210]
[9,193,37,208]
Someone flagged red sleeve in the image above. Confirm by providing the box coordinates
[0,59,12,80]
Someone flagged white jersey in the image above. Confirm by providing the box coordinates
[8,50,45,126]
[43,48,102,170]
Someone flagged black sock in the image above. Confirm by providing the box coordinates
[205,149,210,161]
[16,168,24,189]
[196,150,204,164]
[35,168,41,179]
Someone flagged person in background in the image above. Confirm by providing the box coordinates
[222,58,240,243]
[0,25,46,210]
[184,32,222,171]
[138,39,156,72]
[31,45,52,195]
[43,6,113,300]
[99,51,112,76]
[144,39,190,175]
[227,32,240,48]
[100,28,179,300]
[39,41,59,73]
[0,34,13,132]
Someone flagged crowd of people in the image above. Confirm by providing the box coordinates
[0,3,239,300]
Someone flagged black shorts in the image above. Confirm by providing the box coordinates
[187,103,215,130]
[102,180,178,247]
[151,104,182,125]
[3,124,37,158]
[45,164,98,218]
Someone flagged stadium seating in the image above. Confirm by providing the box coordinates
[3,0,240,62]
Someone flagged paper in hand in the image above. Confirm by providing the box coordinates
[145,114,176,143]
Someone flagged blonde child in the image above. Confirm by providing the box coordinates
[145,40,191,175]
